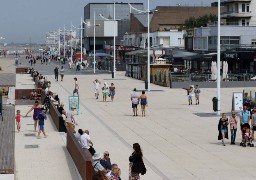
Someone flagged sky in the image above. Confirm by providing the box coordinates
[0,0,214,44]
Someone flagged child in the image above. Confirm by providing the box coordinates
[15,110,24,132]
[37,108,48,139]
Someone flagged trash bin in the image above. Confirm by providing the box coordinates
[212,97,218,112]
[112,72,114,78]
[145,81,148,90]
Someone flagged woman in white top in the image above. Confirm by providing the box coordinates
[60,66,64,81]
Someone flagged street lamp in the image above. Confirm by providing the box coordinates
[217,0,221,115]
[80,14,100,73]
[129,1,155,91]
[99,2,118,78]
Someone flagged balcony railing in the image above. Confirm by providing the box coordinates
[221,0,251,4]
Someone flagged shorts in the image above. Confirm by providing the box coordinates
[195,95,199,98]
[132,103,138,109]
[39,125,44,130]
[73,89,79,94]
[221,128,227,134]
[102,91,108,95]
[109,91,115,97]
[94,89,99,94]
[188,95,192,100]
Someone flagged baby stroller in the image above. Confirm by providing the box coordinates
[240,123,254,147]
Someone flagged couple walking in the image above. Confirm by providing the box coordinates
[131,88,148,117]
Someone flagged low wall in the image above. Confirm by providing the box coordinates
[171,81,256,88]
[16,67,29,74]
[66,127,94,180]
[15,89,42,100]
[48,101,66,132]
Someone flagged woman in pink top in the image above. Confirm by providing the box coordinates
[229,111,238,145]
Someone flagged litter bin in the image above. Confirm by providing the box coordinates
[112,72,114,78]
[212,97,218,112]
[145,81,148,90]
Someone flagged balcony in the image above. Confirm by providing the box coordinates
[221,0,251,4]
[221,11,252,19]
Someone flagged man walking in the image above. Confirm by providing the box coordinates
[131,88,139,116]
[73,77,79,96]
[194,85,201,105]
[54,66,59,81]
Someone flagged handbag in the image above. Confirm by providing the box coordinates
[88,146,96,156]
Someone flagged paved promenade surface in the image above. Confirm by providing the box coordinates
[6,55,256,180]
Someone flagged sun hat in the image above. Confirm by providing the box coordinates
[92,153,102,160]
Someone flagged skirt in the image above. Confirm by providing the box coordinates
[129,163,140,180]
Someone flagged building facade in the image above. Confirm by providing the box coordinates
[221,0,256,26]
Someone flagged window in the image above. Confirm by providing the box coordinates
[242,19,246,26]
[246,4,250,12]
[247,22,249,26]
[242,4,245,12]
[178,38,181,45]
[220,36,240,45]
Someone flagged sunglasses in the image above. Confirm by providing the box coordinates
[105,154,109,156]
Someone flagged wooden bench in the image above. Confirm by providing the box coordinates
[16,67,29,74]
[0,105,15,174]
[66,127,94,180]
[15,89,42,100]
[48,100,66,132]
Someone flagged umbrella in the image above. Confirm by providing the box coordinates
[95,53,112,57]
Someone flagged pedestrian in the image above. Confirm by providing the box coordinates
[54,66,59,81]
[37,108,48,139]
[102,82,109,102]
[129,143,147,179]
[229,111,238,144]
[109,83,116,102]
[131,88,139,116]
[25,100,42,131]
[29,58,33,66]
[73,77,79,96]
[240,104,251,134]
[66,106,76,133]
[94,79,101,99]
[194,84,201,105]
[182,86,193,105]
[58,103,65,114]
[218,113,229,146]
[139,91,148,117]
[60,66,64,81]
[251,108,256,140]
[15,110,24,132]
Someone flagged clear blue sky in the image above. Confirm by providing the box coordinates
[0,0,214,43]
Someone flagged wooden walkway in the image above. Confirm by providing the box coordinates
[0,105,15,174]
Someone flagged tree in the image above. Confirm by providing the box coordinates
[184,14,217,29]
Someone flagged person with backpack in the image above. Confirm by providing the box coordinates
[37,108,48,139]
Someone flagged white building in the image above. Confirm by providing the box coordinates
[123,30,185,49]
[221,0,256,26]
[193,26,256,51]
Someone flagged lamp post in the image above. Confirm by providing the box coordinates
[80,17,83,63]
[80,15,99,73]
[217,0,221,115]
[99,2,117,78]
[129,1,153,91]
[58,28,61,57]
[63,25,66,58]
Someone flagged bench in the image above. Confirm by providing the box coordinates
[0,105,15,174]
[15,89,42,100]
[16,67,29,74]
[48,100,66,132]
[66,127,94,180]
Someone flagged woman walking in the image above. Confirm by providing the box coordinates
[109,83,116,102]
[129,143,146,180]
[60,66,64,81]
[25,100,42,131]
[139,91,147,117]
[218,113,229,146]
[229,111,238,144]
[102,82,109,102]
[93,79,101,99]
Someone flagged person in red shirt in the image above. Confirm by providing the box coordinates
[15,110,25,132]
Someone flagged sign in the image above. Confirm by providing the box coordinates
[232,92,243,111]
[68,96,79,115]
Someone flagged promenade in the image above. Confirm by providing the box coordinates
[4,55,256,179]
